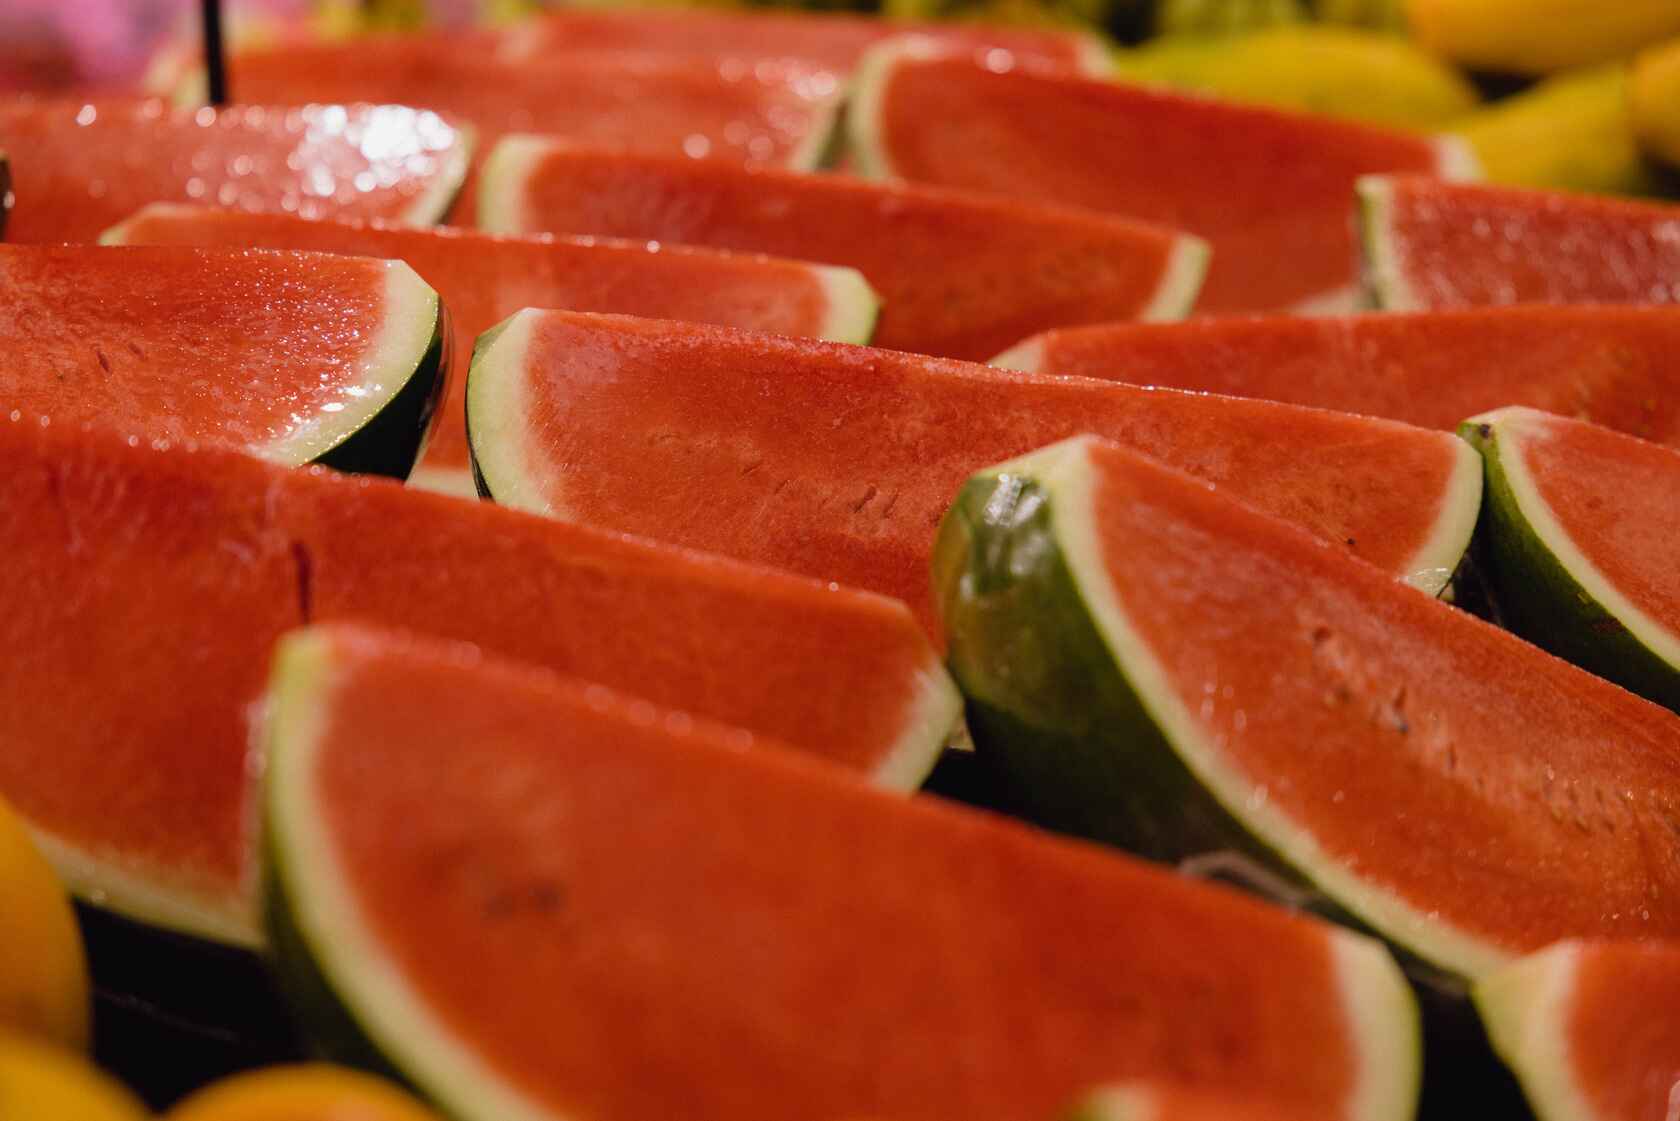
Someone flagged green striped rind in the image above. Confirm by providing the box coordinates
[934,435,1508,991]
[262,630,562,1121]
[1459,408,1680,712]
[1472,943,1596,1121]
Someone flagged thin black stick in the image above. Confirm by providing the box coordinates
[202,0,228,106]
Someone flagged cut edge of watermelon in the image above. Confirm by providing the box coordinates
[1460,406,1680,697]
[254,259,444,470]
[1472,942,1594,1121]
[263,628,556,1121]
[403,465,481,500]
[1354,176,1422,312]
[474,133,551,234]
[1141,234,1211,321]
[1400,437,1483,597]
[29,823,260,949]
[1024,433,1513,984]
[398,119,478,227]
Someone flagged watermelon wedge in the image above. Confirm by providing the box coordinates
[501,9,1113,76]
[847,41,1477,314]
[465,310,1482,637]
[1475,940,1680,1121]
[0,243,443,477]
[263,622,1419,1121]
[932,434,1680,983]
[203,46,843,219]
[101,203,876,497]
[0,99,471,246]
[1070,1084,1339,1121]
[476,139,1206,361]
[0,419,956,946]
[1359,176,1680,311]
[992,306,1680,446]
[1461,408,1680,713]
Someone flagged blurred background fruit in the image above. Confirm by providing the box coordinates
[1405,0,1680,75]
[162,1064,446,1121]
[0,795,88,1053]
[1633,38,1680,170]
[0,1033,149,1121]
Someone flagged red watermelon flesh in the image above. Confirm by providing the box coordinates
[102,203,874,495]
[1476,940,1680,1121]
[264,623,1418,1121]
[467,310,1483,637]
[1076,435,1680,972]
[476,140,1205,361]
[994,306,1680,446]
[0,98,470,244]
[848,44,1475,314]
[502,8,1109,75]
[1360,176,1680,311]
[0,243,441,469]
[0,418,956,945]
[216,46,844,220]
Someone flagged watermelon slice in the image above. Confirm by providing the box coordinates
[203,46,843,220]
[1461,407,1680,713]
[0,419,956,946]
[1070,1083,1339,1121]
[262,621,1419,1121]
[847,41,1477,315]
[932,434,1680,983]
[0,243,444,477]
[1475,940,1680,1121]
[475,139,1206,361]
[465,310,1482,637]
[0,99,471,246]
[501,9,1113,76]
[101,203,876,497]
[1359,176,1680,311]
[992,306,1680,446]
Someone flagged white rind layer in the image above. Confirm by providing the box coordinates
[784,84,847,172]
[1071,1084,1158,1121]
[1355,176,1420,312]
[846,36,943,181]
[404,465,483,500]
[1473,942,1596,1121]
[30,827,259,948]
[988,335,1046,373]
[1402,437,1484,597]
[464,309,560,518]
[1471,406,1680,677]
[815,265,882,344]
[399,118,476,227]
[475,133,554,234]
[257,259,440,467]
[265,632,569,1121]
[1140,235,1211,321]
[1022,434,1509,987]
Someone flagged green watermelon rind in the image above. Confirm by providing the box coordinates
[262,629,554,1121]
[463,309,958,791]
[1459,407,1680,712]
[1471,942,1597,1121]
[933,433,1508,994]
[91,227,450,480]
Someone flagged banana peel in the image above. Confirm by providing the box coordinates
[1113,26,1477,128]
[1311,0,1406,33]
[1407,0,1680,76]
[1632,38,1680,170]
[1153,0,1305,37]
[1452,63,1665,196]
